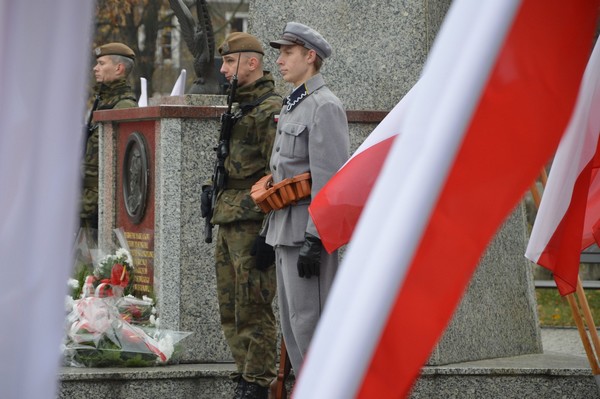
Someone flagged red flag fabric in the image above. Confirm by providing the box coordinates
[309,84,419,253]
[526,39,600,296]
[295,0,598,398]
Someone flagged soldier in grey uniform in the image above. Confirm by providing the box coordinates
[207,32,281,399]
[81,42,137,229]
[266,22,350,373]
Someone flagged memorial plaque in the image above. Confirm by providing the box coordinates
[122,132,149,224]
[115,120,157,298]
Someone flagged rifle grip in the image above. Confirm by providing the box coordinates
[204,221,213,243]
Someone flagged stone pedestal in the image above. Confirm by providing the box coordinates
[96,97,232,362]
[429,205,542,365]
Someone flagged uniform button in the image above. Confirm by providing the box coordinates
[272,165,277,171]
[276,146,280,152]
[278,130,282,134]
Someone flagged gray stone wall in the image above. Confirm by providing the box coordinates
[249,0,452,110]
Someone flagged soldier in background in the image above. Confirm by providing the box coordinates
[81,42,137,229]
[204,33,281,399]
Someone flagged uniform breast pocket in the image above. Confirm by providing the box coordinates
[233,118,255,145]
[279,122,308,158]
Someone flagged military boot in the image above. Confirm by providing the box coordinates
[243,382,268,399]
[233,378,247,399]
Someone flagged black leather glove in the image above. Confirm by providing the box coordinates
[200,185,212,218]
[297,233,322,278]
[250,235,275,271]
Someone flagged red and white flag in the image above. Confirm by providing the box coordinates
[0,2,93,398]
[525,39,600,296]
[309,83,419,253]
[297,0,598,398]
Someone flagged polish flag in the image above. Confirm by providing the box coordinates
[525,39,600,296]
[309,83,419,253]
[298,0,598,398]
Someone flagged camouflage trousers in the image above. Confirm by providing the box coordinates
[215,220,277,387]
[80,186,98,229]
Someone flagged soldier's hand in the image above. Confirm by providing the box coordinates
[251,235,275,271]
[200,185,212,218]
[297,233,322,278]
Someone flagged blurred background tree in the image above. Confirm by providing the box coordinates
[92,0,248,99]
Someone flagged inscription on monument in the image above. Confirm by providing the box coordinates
[125,230,155,297]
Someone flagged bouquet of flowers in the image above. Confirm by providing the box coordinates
[63,228,191,367]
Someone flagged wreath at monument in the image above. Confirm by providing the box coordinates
[63,228,191,367]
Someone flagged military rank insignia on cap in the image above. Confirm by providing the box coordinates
[218,32,264,56]
[94,42,136,60]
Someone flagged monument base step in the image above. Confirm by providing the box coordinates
[58,353,599,398]
[413,353,599,398]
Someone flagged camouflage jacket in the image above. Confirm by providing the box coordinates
[212,72,281,225]
[82,79,137,187]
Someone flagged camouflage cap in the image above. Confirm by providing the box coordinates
[270,22,332,60]
[218,32,264,56]
[94,42,136,60]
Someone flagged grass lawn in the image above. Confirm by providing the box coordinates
[536,288,600,327]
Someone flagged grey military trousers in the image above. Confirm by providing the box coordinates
[275,244,339,373]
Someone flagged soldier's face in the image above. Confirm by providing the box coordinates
[93,56,120,83]
[276,45,314,87]
[220,53,254,87]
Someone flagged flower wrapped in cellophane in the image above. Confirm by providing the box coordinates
[63,228,191,367]
[63,295,191,367]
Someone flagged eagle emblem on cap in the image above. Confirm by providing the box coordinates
[94,47,101,56]
[221,42,230,54]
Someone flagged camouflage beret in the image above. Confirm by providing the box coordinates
[94,42,135,60]
[270,22,332,60]
[218,32,264,56]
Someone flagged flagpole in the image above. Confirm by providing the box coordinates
[529,168,548,208]
[575,277,600,364]
[566,293,600,374]
[532,170,600,379]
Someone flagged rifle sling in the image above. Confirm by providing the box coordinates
[238,91,280,116]
[217,91,280,190]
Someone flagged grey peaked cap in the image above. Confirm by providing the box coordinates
[269,22,332,59]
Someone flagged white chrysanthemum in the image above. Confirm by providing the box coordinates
[116,248,133,267]
[157,335,174,361]
[67,278,79,289]
[150,314,156,325]
[99,253,113,264]
[142,295,154,305]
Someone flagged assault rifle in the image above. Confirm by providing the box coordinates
[203,74,239,243]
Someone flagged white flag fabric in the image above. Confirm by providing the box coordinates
[297,0,599,397]
[170,69,187,96]
[0,2,94,398]
[139,77,148,107]
[525,39,600,295]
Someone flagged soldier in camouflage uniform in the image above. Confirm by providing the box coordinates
[205,33,281,399]
[81,43,137,229]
